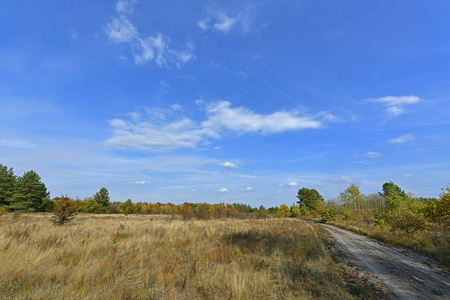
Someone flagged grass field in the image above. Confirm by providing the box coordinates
[0,213,361,299]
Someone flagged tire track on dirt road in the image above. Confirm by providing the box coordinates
[316,223,450,299]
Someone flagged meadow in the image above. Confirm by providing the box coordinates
[0,213,362,300]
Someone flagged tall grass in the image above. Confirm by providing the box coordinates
[0,214,355,299]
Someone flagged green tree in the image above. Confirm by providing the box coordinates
[380,181,408,215]
[93,187,110,212]
[296,187,324,212]
[340,184,363,212]
[0,164,16,208]
[9,170,50,212]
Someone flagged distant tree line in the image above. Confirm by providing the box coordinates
[1,163,448,239]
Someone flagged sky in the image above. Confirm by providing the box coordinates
[1,0,449,207]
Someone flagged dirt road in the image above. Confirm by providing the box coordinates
[317,223,450,299]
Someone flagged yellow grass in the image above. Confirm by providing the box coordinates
[328,218,450,267]
[0,214,355,299]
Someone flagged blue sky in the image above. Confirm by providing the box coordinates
[1,0,449,207]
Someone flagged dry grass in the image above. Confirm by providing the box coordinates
[328,218,450,267]
[0,213,357,299]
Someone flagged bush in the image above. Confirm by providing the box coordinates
[51,196,77,225]
[320,207,337,223]
[391,211,428,237]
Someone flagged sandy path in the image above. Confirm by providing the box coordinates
[317,223,450,299]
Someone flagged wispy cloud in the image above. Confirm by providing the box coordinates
[388,134,415,144]
[366,152,382,158]
[105,16,138,43]
[0,139,37,149]
[218,187,229,193]
[220,162,239,169]
[105,101,328,151]
[116,0,136,14]
[105,1,194,67]
[280,181,298,187]
[131,180,147,185]
[198,10,252,33]
[245,187,253,191]
[370,95,420,116]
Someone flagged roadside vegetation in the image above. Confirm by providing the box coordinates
[0,214,358,299]
[298,183,450,267]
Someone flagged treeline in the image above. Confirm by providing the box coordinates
[297,182,449,240]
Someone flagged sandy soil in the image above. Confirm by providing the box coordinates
[317,223,450,300]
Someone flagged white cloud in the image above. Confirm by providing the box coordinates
[198,19,209,31]
[218,188,229,193]
[366,152,382,158]
[198,11,251,33]
[116,0,136,14]
[106,2,194,68]
[105,101,329,150]
[388,134,415,144]
[105,16,138,43]
[203,101,322,134]
[132,180,147,185]
[245,187,253,191]
[370,95,420,116]
[105,118,214,150]
[371,96,420,106]
[213,14,238,32]
[220,162,238,169]
[402,173,414,177]
[170,104,182,111]
[280,181,298,187]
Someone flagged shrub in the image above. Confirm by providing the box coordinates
[371,217,388,228]
[342,209,352,220]
[391,211,428,237]
[50,196,77,225]
[320,207,337,223]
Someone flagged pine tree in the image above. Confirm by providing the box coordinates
[0,164,17,208]
[93,187,110,212]
[9,170,50,212]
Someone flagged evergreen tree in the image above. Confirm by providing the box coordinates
[93,187,110,212]
[0,164,16,207]
[9,170,50,212]
[380,181,408,215]
[296,187,324,212]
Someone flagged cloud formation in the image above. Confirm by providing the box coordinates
[220,162,239,169]
[105,101,328,150]
[370,95,420,116]
[388,134,415,144]
[203,101,322,134]
[105,1,194,67]
[218,188,229,193]
[366,152,382,158]
[198,11,251,33]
